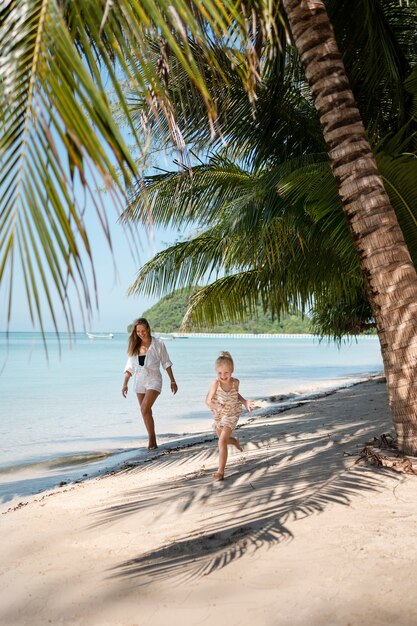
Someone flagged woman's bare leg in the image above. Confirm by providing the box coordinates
[136,390,160,449]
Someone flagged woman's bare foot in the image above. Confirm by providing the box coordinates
[213,471,224,481]
[148,443,158,451]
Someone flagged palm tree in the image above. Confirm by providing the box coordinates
[125,3,417,336]
[281,0,417,453]
[126,146,417,337]
[126,155,368,332]
[125,1,417,453]
[2,0,417,452]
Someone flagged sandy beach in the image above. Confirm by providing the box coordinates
[2,375,417,626]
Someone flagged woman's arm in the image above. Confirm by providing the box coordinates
[122,371,132,397]
[157,339,173,370]
[166,365,178,395]
[122,355,136,397]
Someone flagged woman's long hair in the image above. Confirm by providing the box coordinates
[127,318,151,356]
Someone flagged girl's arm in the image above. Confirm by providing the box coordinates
[235,379,254,411]
[206,380,219,410]
[238,391,255,412]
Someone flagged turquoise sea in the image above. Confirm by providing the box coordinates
[0,332,384,504]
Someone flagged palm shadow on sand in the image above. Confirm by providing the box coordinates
[91,378,399,585]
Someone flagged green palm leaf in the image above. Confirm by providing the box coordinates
[0,0,251,333]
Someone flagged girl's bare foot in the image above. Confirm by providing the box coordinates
[230,436,243,452]
[148,443,158,451]
[213,472,224,481]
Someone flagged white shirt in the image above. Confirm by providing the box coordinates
[124,336,172,391]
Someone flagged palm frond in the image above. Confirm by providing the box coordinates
[328,0,417,135]
[0,0,255,332]
[0,0,134,332]
[310,289,375,343]
[128,234,228,297]
[376,151,417,266]
[124,157,256,227]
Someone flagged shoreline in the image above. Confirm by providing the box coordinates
[0,372,383,507]
[3,374,417,626]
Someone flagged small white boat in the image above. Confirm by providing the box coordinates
[86,332,114,340]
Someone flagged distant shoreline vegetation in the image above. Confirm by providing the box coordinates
[129,289,313,335]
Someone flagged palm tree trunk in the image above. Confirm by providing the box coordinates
[282,0,417,454]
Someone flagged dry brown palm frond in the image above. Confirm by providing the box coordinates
[356,437,417,475]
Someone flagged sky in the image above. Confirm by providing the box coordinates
[86,217,184,334]
[65,218,176,334]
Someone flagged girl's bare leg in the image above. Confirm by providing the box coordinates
[214,426,233,480]
[136,390,160,449]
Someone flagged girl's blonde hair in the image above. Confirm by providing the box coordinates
[215,351,234,370]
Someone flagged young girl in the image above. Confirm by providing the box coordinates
[206,351,254,481]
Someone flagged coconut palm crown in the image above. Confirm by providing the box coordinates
[125,0,417,339]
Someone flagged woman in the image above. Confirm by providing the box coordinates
[122,318,178,450]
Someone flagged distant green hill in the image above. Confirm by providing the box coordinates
[135,288,312,334]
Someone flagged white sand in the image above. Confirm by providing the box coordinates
[1,376,417,626]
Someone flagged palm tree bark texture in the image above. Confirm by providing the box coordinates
[282,0,417,454]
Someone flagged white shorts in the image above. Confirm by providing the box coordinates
[134,371,162,394]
